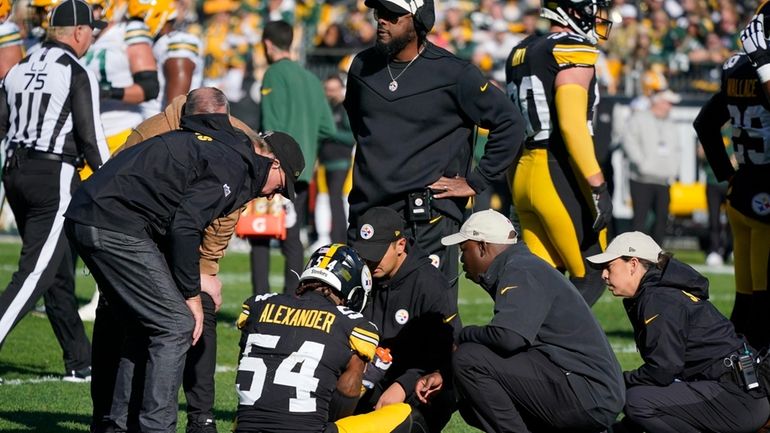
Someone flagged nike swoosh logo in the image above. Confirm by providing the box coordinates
[261,88,272,95]
[644,314,660,325]
[500,285,518,295]
[480,83,489,92]
[443,313,457,324]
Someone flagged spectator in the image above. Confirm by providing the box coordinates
[622,89,682,244]
[320,74,355,244]
[251,20,336,295]
[64,87,303,432]
[431,210,625,433]
[589,232,770,433]
[697,143,733,267]
[344,0,524,300]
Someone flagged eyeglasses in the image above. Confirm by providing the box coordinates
[373,8,409,24]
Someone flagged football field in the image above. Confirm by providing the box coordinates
[0,239,735,432]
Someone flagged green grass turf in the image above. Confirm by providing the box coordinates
[0,241,735,432]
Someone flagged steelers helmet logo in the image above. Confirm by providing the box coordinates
[361,265,372,292]
[360,224,374,240]
[429,254,440,268]
[752,193,770,216]
[395,309,409,325]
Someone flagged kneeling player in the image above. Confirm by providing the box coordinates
[235,244,417,433]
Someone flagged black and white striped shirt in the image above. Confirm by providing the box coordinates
[0,40,109,168]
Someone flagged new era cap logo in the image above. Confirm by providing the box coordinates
[629,247,636,252]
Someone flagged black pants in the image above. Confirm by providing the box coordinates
[706,182,731,257]
[621,380,769,433]
[250,182,308,295]
[88,288,218,431]
[326,168,348,244]
[630,180,669,244]
[453,343,608,433]
[67,222,194,433]
[0,158,90,372]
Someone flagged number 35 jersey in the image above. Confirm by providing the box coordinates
[235,291,379,433]
[505,31,599,146]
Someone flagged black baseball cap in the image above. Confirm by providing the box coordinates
[50,0,107,29]
[365,0,410,15]
[261,131,304,201]
[353,207,405,262]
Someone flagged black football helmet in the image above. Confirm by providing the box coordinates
[541,0,612,44]
[299,244,373,313]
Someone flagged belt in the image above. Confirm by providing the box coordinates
[17,148,81,167]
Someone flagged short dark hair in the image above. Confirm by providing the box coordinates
[184,87,229,116]
[324,73,344,86]
[263,20,293,51]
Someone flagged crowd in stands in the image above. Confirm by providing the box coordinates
[1,0,760,109]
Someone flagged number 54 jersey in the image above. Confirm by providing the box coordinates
[235,291,380,433]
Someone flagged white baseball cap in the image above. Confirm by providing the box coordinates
[441,210,518,245]
[587,231,662,264]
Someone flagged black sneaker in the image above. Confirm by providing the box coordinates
[186,418,217,433]
[63,366,91,383]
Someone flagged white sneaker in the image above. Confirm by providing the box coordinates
[706,252,724,267]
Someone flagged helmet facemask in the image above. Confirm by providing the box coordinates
[541,0,612,44]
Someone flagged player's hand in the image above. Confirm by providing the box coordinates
[429,176,476,199]
[185,295,204,346]
[374,382,406,410]
[416,372,444,404]
[591,183,613,232]
[742,14,770,71]
[200,274,223,312]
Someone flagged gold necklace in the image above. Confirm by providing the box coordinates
[386,46,424,92]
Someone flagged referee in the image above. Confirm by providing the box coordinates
[0,0,109,380]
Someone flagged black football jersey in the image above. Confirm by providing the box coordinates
[720,53,770,166]
[505,31,599,147]
[234,291,379,433]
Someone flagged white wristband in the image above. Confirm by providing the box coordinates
[757,64,770,83]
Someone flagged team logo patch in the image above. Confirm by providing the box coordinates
[752,193,770,216]
[361,266,372,292]
[195,133,212,141]
[395,309,409,325]
[223,184,231,197]
[429,254,440,268]
[360,224,374,240]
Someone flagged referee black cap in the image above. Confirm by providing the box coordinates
[353,207,405,262]
[261,131,304,201]
[50,0,107,29]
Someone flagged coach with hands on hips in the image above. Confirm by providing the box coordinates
[0,0,109,381]
[420,210,624,433]
[344,0,525,297]
[65,87,304,433]
[588,232,770,433]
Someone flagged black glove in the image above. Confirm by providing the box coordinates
[591,183,612,232]
[99,84,125,100]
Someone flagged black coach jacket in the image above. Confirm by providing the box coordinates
[362,240,459,400]
[66,113,272,298]
[623,259,746,387]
